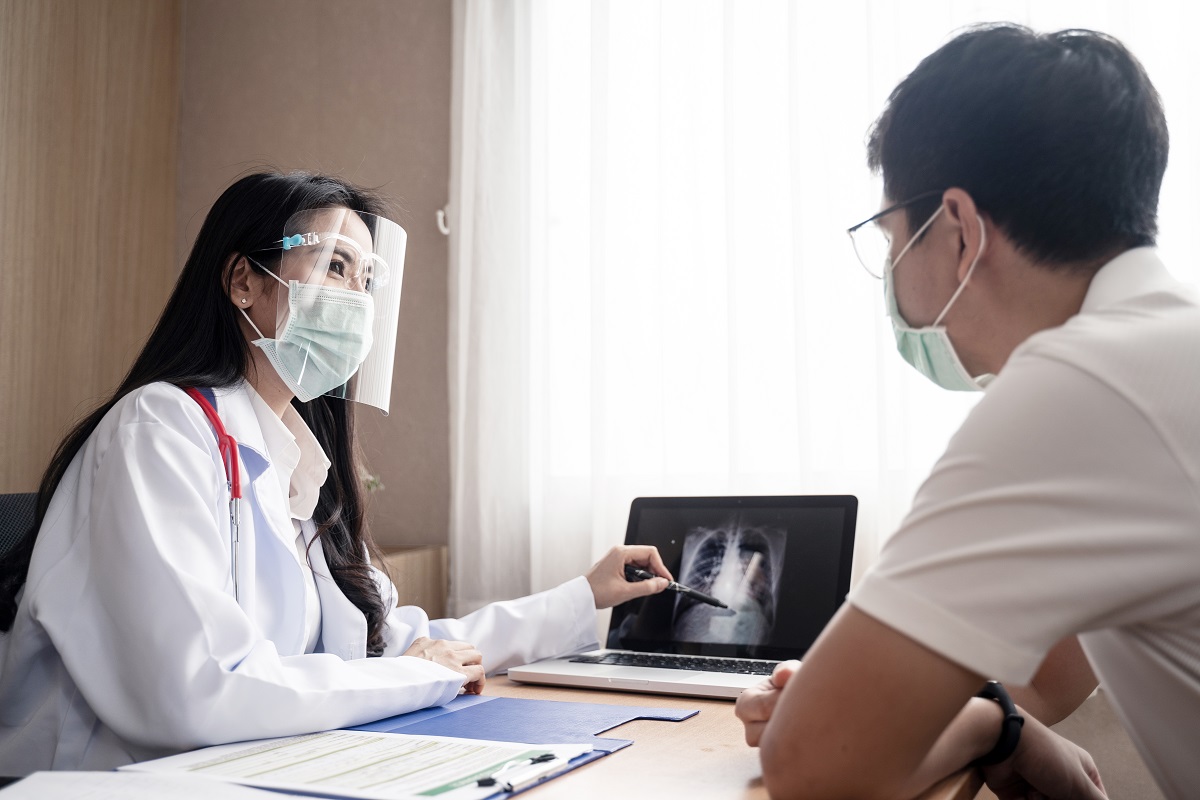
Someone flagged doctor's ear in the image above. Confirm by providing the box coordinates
[225,254,269,309]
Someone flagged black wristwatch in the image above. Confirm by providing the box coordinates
[972,680,1025,766]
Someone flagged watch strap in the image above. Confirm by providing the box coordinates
[972,680,1025,766]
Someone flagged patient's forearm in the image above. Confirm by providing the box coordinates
[894,697,1004,799]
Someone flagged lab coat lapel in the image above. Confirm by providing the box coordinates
[301,519,369,660]
[211,384,307,656]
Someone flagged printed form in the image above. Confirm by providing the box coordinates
[122,730,590,799]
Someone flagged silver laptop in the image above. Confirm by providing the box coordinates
[509,495,857,699]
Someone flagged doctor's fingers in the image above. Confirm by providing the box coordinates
[436,646,485,694]
[460,666,487,696]
[409,639,487,689]
[620,574,671,602]
[427,639,484,666]
[434,643,485,675]
[402,637,482,663]
[450,644,484,667]
[623,545,674,582]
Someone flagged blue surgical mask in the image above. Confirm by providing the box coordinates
[884,206,993,391]
[241,270,375,402]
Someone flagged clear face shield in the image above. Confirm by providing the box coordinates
[257,207,406,414]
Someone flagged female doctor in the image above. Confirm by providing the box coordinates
[0,172,672,774]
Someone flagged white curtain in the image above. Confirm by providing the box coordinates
[449,0,1200,616]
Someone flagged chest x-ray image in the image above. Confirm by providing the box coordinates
[673,515,786,645]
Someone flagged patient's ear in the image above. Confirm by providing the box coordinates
[941,189,986,282]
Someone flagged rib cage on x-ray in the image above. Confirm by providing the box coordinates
[673,515,787,646]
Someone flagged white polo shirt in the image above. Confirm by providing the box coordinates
[851,248,1200,800]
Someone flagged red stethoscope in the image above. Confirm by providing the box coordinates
[184,387,242,603]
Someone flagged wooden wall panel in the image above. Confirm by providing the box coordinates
[0,0,181,492]
[380,546,449,618]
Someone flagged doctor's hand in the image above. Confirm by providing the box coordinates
[404,637,486,695]
[735,659,801,747]
[585,545,673,609]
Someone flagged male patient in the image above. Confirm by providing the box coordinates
[736,24,1200,800]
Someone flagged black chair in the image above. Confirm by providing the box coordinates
[0,492,36,558]
[0,494,35,788]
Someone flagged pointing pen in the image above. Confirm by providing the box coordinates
[625,566,730,609]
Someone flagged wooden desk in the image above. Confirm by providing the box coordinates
[487,676,981,800]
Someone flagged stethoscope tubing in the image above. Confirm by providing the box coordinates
[184,387,242,604]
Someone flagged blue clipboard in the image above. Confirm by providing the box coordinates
[350,695,699,796]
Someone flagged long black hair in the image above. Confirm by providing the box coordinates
[0,171,392,655]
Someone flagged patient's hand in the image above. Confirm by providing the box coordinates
[404,637,486,694]
[585,545,672,609]
[982,713,1106,799]
[735,660,801,746]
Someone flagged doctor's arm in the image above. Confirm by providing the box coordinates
[415,545,670,674]
[737,606,1104,800]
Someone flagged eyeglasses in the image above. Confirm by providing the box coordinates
[256,231,392,293]
[846,190,944,279]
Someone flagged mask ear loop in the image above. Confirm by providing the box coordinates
[239,307,267,339]
[239,255,290,339]
[932,214,987,328]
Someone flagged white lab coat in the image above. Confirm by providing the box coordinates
[0,382,598,775]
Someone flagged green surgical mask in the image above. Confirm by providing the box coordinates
[884,206,993,392]
[241,270,375,402]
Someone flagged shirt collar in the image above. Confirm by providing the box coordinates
[1080,247,1182,314]
[243,382,331,520]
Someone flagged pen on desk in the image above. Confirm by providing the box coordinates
[625,566,730,609]
[477,752,559,792]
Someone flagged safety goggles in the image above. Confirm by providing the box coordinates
[265,230,392,294]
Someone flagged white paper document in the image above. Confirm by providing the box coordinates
[0,771,276,799]
[121,730,591,800]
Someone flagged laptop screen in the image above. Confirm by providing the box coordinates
[606,496,856,661]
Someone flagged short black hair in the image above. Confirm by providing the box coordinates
[867,24,1168,268]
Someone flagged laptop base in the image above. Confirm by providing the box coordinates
[508,651,768,700]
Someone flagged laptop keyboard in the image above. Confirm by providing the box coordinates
[569,652,778,676]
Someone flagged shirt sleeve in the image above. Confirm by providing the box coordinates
[850,352,1200,685]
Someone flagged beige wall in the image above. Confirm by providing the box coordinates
[176,0,452,547]
[0,0,181,493]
